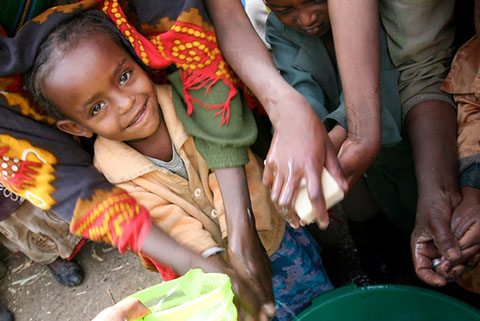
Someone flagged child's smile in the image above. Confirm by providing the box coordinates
[43,33,161,142]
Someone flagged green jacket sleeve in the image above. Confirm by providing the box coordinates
[168,70,258,169]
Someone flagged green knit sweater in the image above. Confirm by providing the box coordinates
[169,70,258,169]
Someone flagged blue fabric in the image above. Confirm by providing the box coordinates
[269,225,333,321]
[460,163,480,189]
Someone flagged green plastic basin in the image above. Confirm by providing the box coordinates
[297,284,480,321]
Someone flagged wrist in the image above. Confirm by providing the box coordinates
[262,84,313,127]
[417,170,460,197]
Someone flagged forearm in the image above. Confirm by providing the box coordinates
[141,225,224,276]
[329,0,381,154]
[215,166,257,243]
[405,101,459,196]
[205,0,305,125]
[214,166,274,307]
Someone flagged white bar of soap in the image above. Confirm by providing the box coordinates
[294,168,344,225]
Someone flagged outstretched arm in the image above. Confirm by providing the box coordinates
[407,101,462,286]
[141,221,270,321]
[215,166,276,321]
[328,0,382,187]
[206,0,347,230]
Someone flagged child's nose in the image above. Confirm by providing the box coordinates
[117,94,135,115]
[297,10,316,28]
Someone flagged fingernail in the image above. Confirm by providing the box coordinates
[446,248,460,261]
[271,193,279,203]
[319,219,329,230]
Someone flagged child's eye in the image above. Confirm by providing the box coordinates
[275,7,294,16]
[119,70,132,86]
[90,102,105,116]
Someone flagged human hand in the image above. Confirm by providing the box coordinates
[263,94,347,230]
[202,253,273,321]
[337,130,380,190]
[226,267,275,321]
[450,187,480,270]
[92,298,150,321]
[228,221,275,319]
[411,189,462,286]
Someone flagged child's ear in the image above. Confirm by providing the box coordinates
[56,120,93,138]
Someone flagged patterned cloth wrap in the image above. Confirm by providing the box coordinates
[0,0,259,280]
[270,225,333,321]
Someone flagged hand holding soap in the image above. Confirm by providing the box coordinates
[294,168,344,225]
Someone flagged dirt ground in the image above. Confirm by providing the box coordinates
[0,241,162,321]
[1,206,479,321]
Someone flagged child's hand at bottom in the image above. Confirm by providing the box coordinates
[228,226,275,320]
[205,253,274,321]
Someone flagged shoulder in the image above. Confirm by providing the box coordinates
[442,37,480,95]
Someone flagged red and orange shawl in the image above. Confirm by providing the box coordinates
[0,0,256,280]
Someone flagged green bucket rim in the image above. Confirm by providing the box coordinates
[298,284,480,320]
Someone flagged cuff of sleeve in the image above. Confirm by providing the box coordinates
[195,138,249,169]
[460,163,480,189]
[402,93,455,121]
[201,246,225,259]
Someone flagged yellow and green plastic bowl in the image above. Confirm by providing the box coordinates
[128,269,237,321]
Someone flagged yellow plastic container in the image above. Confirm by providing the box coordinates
[129,269,237,321]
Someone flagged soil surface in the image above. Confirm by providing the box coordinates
[0,241,161,321]
[1,206,479,320]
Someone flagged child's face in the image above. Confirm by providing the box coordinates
[43,34,161,141]
[267,0,330,36]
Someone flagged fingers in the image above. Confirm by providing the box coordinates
[413,250,447,287]
[411,237,446,287]
[429,213,461,262]
[278,160,302,208]
[457,224,480,252]
[453,214,480,250]
[262,155,275,190]
[279,206,301,229]
[304,162,329,230]
[416,266,447,287]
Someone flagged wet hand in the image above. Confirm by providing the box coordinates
[263,99,347,230]
[228,225,275,318]
[411,190,462,286]
[451,187,480,270]
[337,133,379,190]
[226,268,275,321]
[203,253,273,321]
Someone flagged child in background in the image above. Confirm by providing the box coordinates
[26,11,333,321]
[440,2,480,292]
[264,0,418,281]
